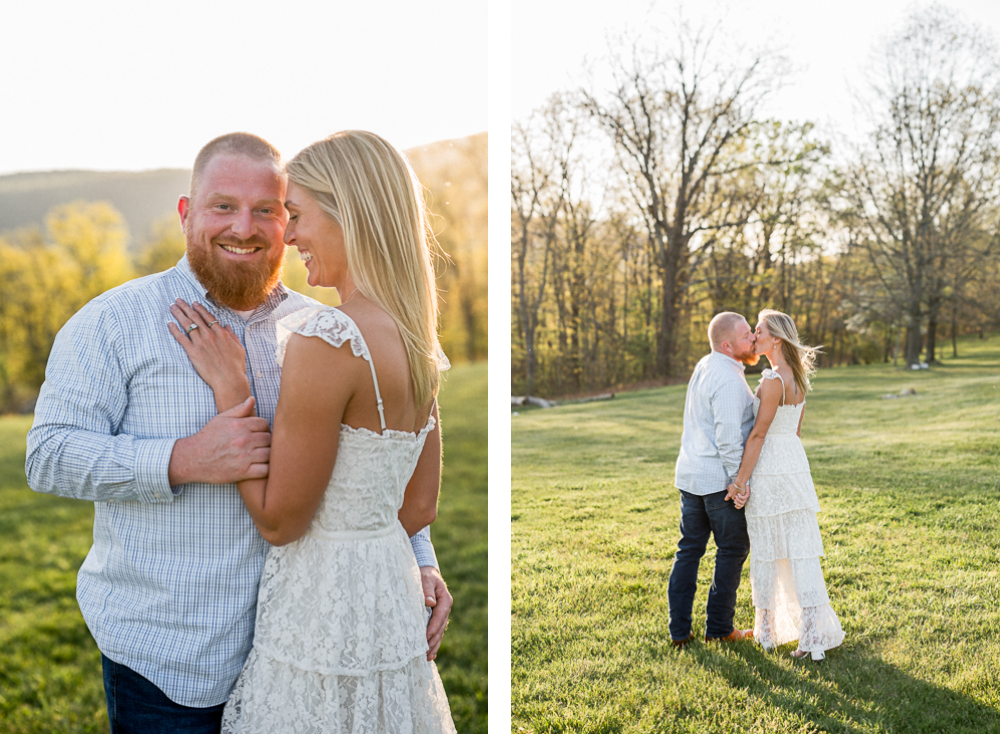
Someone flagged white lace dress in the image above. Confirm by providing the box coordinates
[745,369,844,655]
[221,307,455,734]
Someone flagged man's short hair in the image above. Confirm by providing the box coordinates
[708,312,748,350]
[190,132,283,197]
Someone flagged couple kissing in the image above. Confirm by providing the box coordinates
[669,310,844,662]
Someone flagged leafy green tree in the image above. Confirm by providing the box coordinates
[836,7,1000,366]
[581,21,787,377]
[408,134,488,364]
[135,215,186,276]
[47,200,134,309]
[0,201,135,412]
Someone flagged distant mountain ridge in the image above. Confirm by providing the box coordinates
[0,169,191,249]
[0,133,486,251]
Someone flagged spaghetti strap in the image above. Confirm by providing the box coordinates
[275,306,388,432]
[366,354,388,432]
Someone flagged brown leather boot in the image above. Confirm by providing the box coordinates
[671,632,697,648]
[705,628,754,643]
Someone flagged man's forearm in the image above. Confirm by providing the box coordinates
[717,437,744,482]
[166,401,272,487]
[167,434,203,487]
[715,415,747,480]
[29,401,271,502]
[26,423,176,504]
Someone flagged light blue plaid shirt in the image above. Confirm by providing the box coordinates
[25,255,436,707]
[674,351,756,496]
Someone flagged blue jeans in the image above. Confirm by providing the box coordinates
[102,654,225,734]
[667,489,750,640]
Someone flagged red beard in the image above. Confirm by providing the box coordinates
[187,237,283,311]
[737,346,760,366]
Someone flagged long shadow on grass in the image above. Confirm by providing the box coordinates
[690,639,999,734]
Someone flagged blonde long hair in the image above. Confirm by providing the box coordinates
[759,309,822,395]
[286,131,443,407]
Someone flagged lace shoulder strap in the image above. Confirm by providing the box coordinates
[275,306,387,431]
[760,368,786,406]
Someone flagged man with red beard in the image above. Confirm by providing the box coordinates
[668,311,758,648]
[26,133,451,733]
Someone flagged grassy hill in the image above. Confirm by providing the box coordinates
[512,334,1000,733]
[0,169,190,247]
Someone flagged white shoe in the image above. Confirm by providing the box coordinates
[791,649,825,662]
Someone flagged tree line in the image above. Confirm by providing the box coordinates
[512,7,1000,398]
[0,136,487,413]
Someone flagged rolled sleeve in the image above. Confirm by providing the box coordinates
[410,525,438,568]
[711,379,749,481]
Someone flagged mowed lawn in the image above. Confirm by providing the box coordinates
[512,336,1000,734]
[0,361,487,734]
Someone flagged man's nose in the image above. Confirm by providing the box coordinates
[230,209,255,239]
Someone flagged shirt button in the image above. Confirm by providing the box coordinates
[256,371,263,378]
[154,493,162,499]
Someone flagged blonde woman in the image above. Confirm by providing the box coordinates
[727,309,844,662]
[168,131,455,731]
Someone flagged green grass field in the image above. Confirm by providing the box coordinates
[512,337,1000,734]
[0,362,487,734]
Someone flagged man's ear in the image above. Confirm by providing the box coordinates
[178,196,191,229]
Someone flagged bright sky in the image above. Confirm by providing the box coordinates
[1,0,486,175]
[512,0,1000,144]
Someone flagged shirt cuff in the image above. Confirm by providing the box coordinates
[133,438,179,503]
[409,526,438,569]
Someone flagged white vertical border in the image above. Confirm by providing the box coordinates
[487,0,512,730]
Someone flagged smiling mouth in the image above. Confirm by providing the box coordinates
[219,244,262,255]
[300,251,313,262]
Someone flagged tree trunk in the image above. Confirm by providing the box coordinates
[925,317,938,364]
[570,239,585,391]
[951,305,959,358]
[461,287,478,362]
[904,318,922,367]
[657,266,673,376]
[524,328,537,396]
[657,223,686,377]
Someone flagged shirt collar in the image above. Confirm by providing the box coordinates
[175,254,210,301]
[174,254,289,318]
[710,349,747,372]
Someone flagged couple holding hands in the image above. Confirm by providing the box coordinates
[670,310,845,662]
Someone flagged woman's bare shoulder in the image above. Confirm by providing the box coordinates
[757,374,784,400]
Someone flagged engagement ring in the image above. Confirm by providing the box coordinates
[186,324,199,333]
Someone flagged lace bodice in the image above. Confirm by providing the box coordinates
[275,306,434,535]
[746,368,814,517]
[753,368,803,436]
